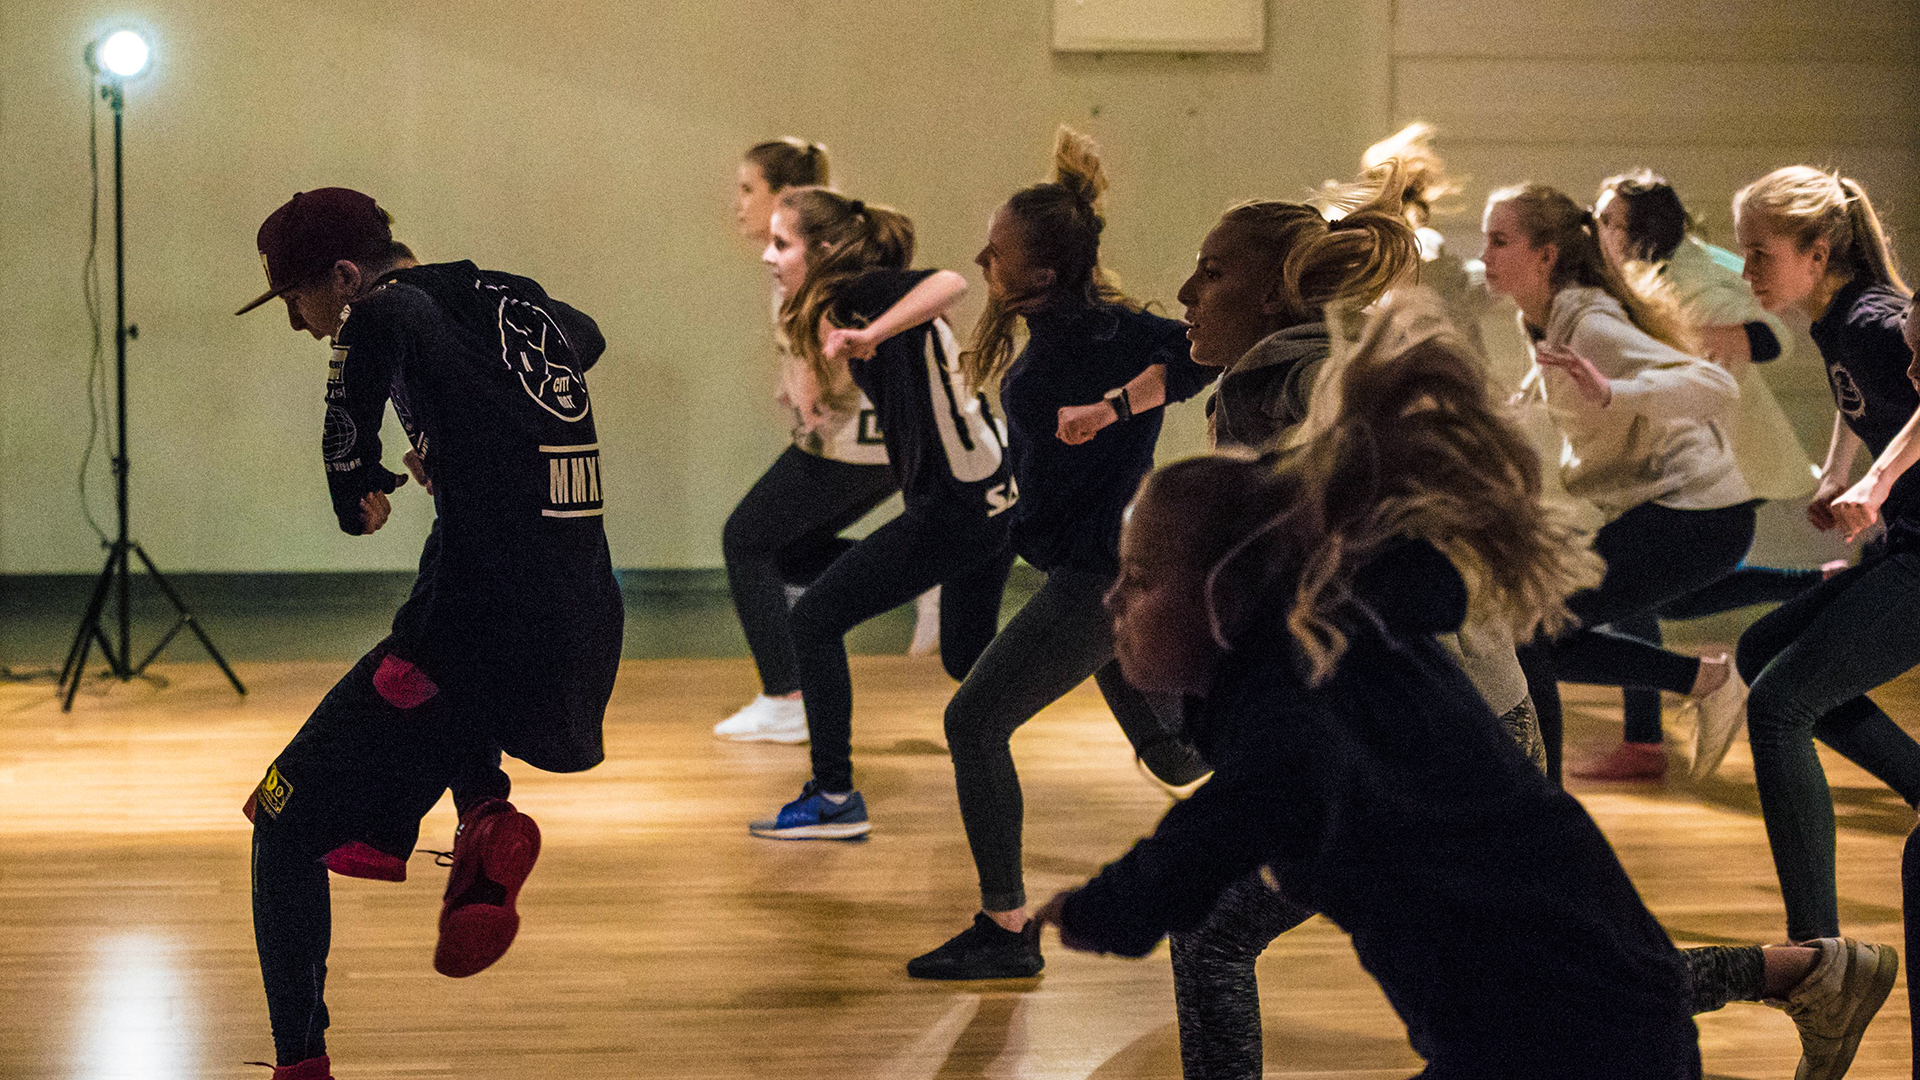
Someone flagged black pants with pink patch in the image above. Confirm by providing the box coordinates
[249,643,508,1065]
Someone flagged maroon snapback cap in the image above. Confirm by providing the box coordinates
[235,188,393,315]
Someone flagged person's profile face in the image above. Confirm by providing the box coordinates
[1479,201,1554,305]
[1734,212,1826,315]
[1175,222,1281,368]
[762,209,811,295]
[735,162,778,244]
[1105,494,1220,694]
[281,272,352,340]
[1593,190,1633,271]
[975,204,1052,304]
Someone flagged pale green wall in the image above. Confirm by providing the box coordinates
[3,2,1914,575]
[0,0,1392,572]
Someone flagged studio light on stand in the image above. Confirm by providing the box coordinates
[62,30,245,710]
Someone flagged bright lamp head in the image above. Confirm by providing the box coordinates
[89,31,150,79]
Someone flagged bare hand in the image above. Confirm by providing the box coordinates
[1806,475,1848,532]
[359,489,395,535]
[1031,889,1103,953]
[1534,344,1613,407]
[1057,401,1118,446]
[402,449,434,496]
[822,325,879,362]
[1830,475,1887,542]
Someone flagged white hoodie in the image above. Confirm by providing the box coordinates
[1520,286,1750,519]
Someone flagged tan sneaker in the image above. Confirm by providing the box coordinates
[1770,937,1898,1080]
[1689,656,1748,780]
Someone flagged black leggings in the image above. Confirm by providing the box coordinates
[795,507,1013,793]
[1519,500,1756,781]
[1613,563,1822,744]
[723,446,897,697]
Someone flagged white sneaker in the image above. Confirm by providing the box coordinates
[909,586,941,657]
[713,694,809,743]
[1770,937,1898,1080]
[1688,655,1748,780]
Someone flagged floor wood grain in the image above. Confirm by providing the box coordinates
[1,657,1912,1078]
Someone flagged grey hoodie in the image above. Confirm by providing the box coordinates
[1208,322,1331,450]
[1521,286,1750,518]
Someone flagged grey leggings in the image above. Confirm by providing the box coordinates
[945,567,1204,912]
[1167,700,1765,1080]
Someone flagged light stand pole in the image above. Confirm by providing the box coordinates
[61,38,244,711]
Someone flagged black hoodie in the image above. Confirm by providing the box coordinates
[325,260,623,773]
[1060,540,1697,1079]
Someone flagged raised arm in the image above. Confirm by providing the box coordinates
[1541,314,1738,416]
[823,270,968,361]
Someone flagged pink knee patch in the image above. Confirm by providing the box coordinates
[373,654,439,709]
[324,841,408,882]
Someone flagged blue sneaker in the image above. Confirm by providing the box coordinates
[749,782,871,840]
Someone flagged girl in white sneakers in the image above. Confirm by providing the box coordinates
[715,140,902,743]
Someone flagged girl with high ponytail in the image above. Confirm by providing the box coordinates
[1034,292,1715,1078]
[746,187,1019,841]
[1483,183,1755,785]
[1058,160,1421,449]
[906,127,1215,980]
[716,138,916,746]
[1729,166,1920,947]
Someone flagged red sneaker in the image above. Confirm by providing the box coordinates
[433,798,540,978]
[246,1055,331,1080]
[1569,741,1666,781]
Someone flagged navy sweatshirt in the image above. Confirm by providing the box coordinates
[1810,276,1919,543]
[1000,303,1215,576]
[1060,540,1698,1079]
[326,260,623,773]
[834,269,1016,520]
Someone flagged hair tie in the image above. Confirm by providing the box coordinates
[847,198,866,216]
[1579,209,1597,230]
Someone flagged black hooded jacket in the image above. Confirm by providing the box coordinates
[325,260,623,773]
[1060,540,1697,1079]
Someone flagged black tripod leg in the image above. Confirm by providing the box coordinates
[60,549,117,692]
[129,544,245,696]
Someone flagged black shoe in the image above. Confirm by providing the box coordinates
[907,913,1044,980]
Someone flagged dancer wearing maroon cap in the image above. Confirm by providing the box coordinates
[236,188,623,1079]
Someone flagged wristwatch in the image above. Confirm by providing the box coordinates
[1104,386,1133,422]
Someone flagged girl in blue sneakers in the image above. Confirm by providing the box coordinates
[749,188,1015,840]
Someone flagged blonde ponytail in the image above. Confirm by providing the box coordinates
[1221,160,1421,329]
[962,125,1133,388]
[1735,167,1910,297]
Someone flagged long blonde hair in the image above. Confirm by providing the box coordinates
[962,126,1135,388]
[1360,122,1459,230]
[776,187,917,395]
[1219,160,1422,329]
[1735,166,1911,297]
[1486,183,1695,350]
[1140,295,1601,685]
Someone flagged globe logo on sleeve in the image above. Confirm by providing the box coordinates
[497,295,591,422]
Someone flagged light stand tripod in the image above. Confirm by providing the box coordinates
[60,57,244,711]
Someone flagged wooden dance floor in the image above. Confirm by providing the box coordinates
[3,657,1914,1079]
